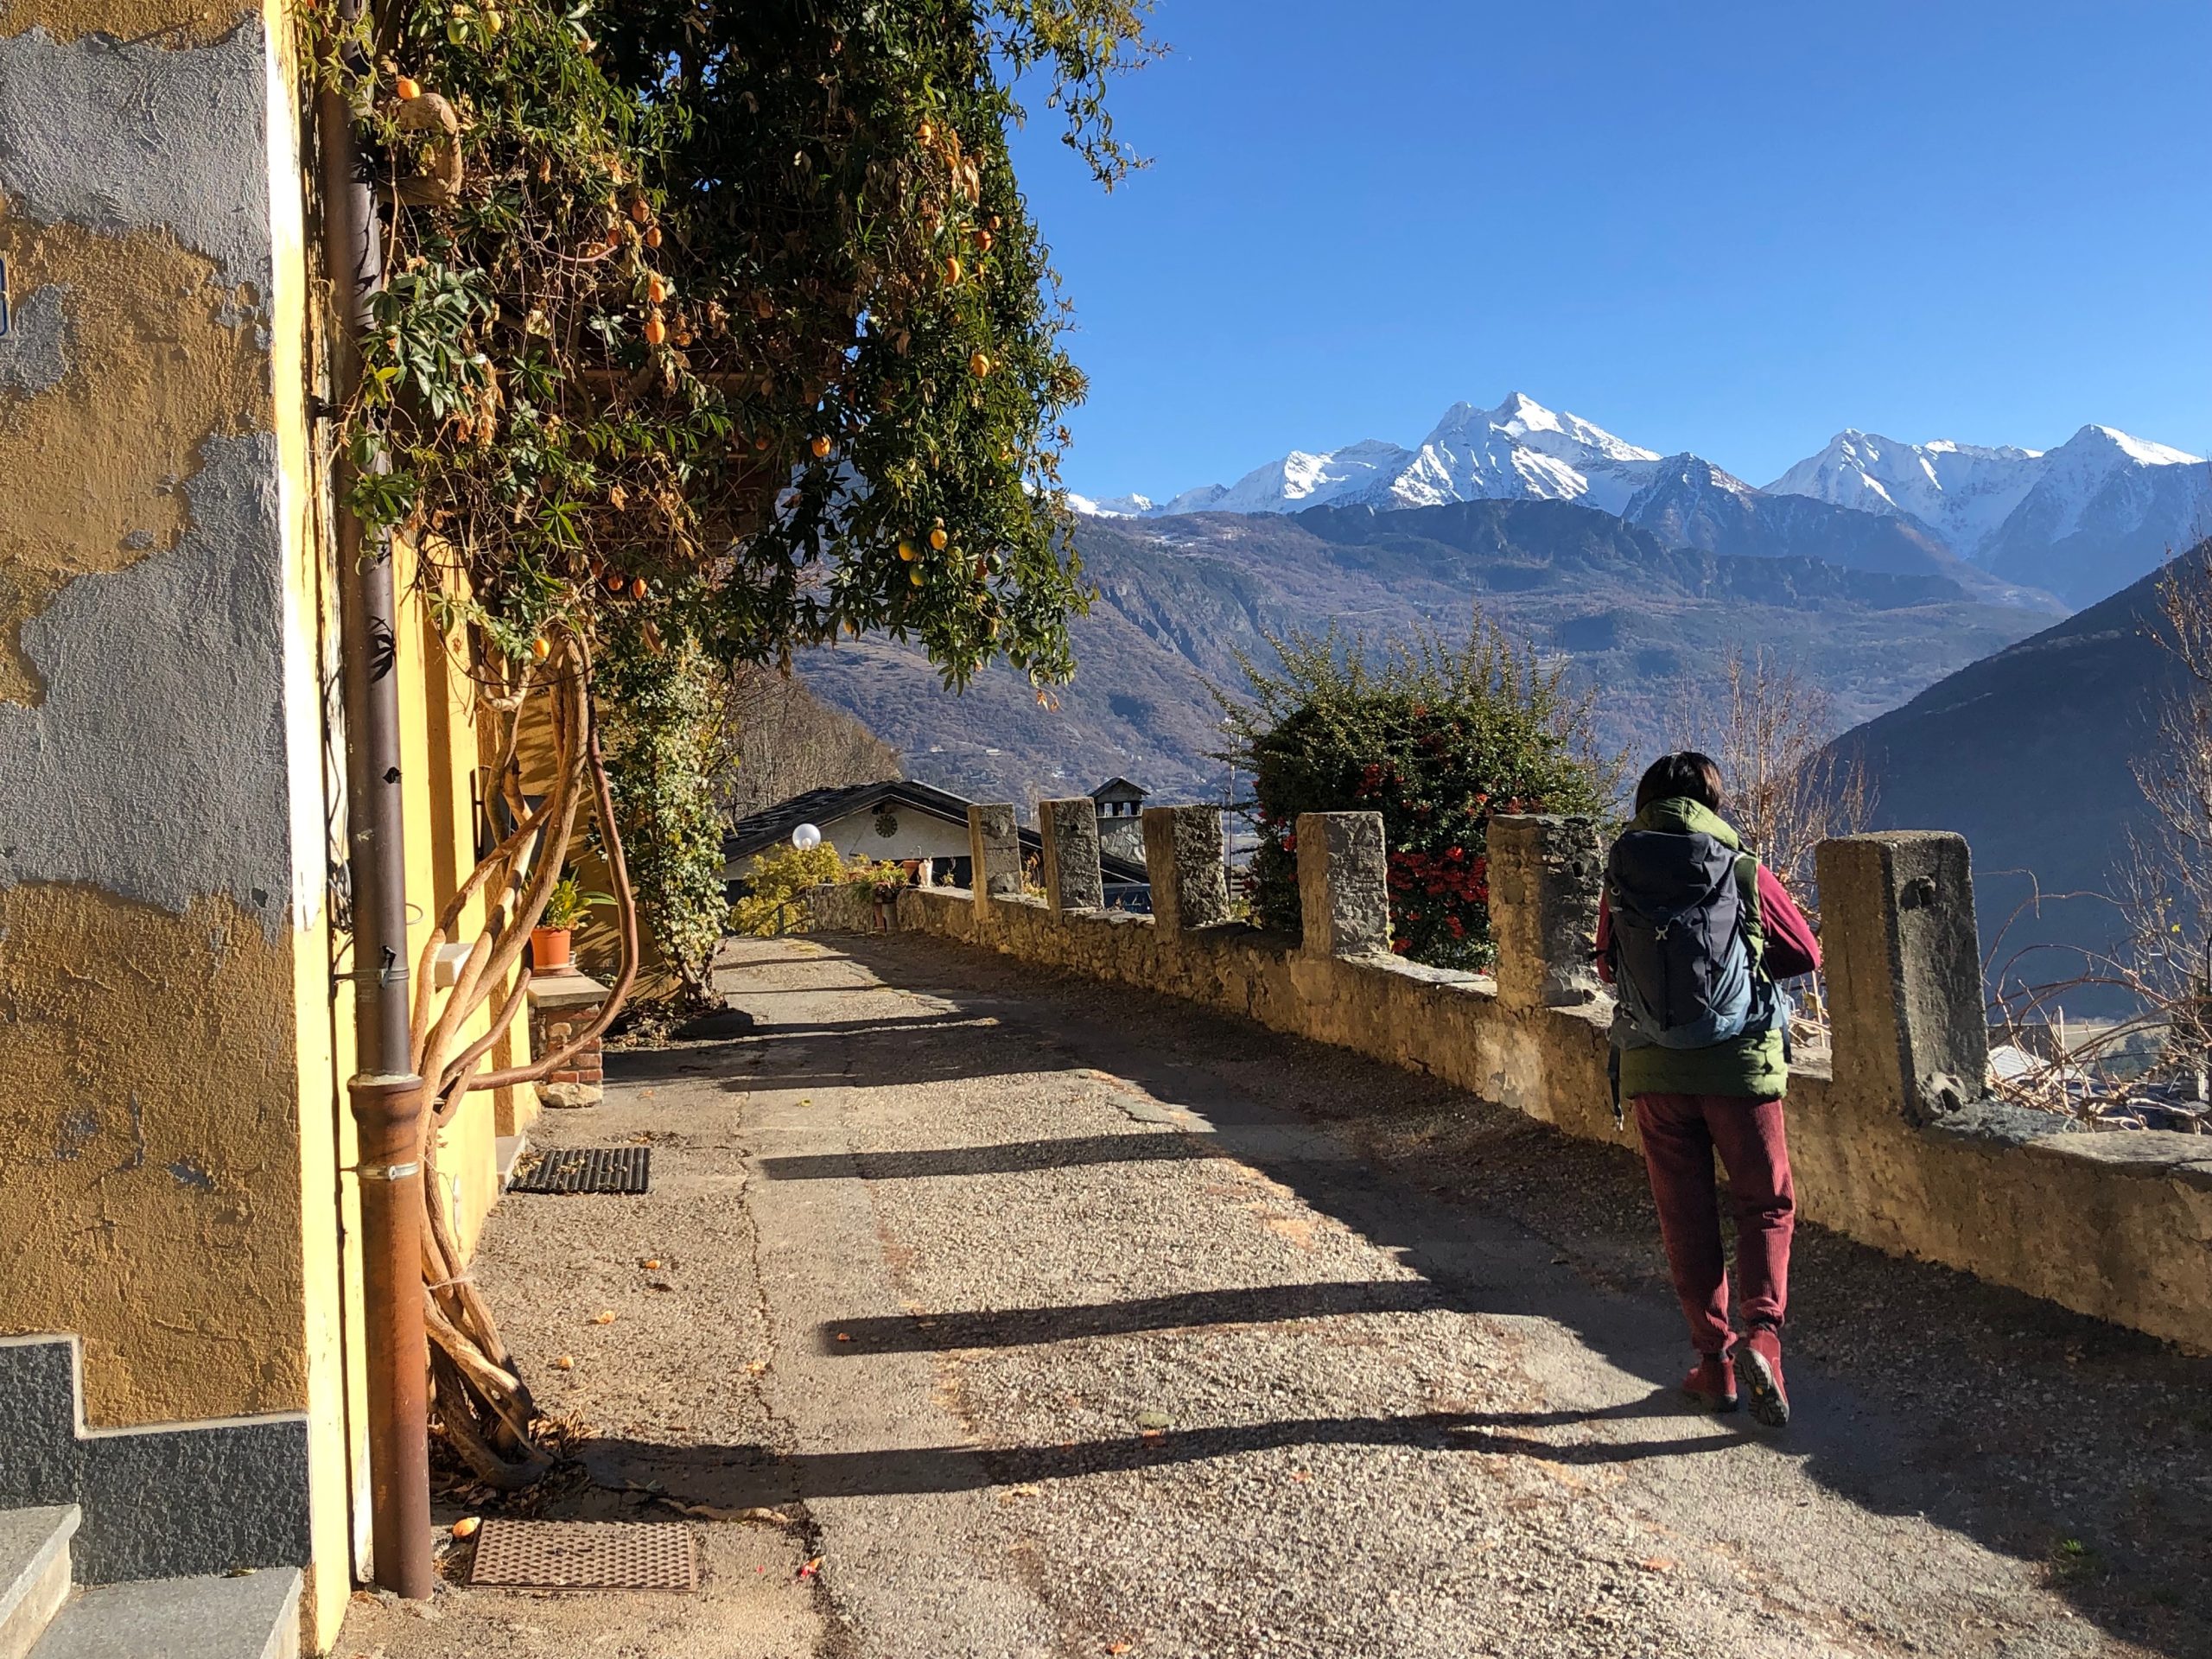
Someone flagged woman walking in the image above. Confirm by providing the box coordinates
[1594,752,1821,1427]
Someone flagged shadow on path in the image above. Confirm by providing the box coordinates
[811,1280,1451,1354]
[574,1393,1741,1517]
[761,930,2212,1659]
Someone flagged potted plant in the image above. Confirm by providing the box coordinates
[532,874,605,971]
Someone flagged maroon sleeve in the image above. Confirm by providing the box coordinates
[1592,889,1613,985]
[1757,864,1821,980]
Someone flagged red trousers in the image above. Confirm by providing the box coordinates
[1633,1092,1795,1355]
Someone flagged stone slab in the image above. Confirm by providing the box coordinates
[1038,798,1104,914]
[33,1568,300,1659]
[0,1506,76,1659]
[1295,811,1389,957]
[526,970,610,1013]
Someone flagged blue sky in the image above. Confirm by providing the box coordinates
[1008,1,2212,500]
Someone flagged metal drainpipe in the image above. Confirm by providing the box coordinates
[316,29,435,1600]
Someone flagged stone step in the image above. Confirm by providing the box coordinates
[30,1569,299,1659]
[0,1508,78,1659]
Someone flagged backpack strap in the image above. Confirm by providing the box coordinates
[1733,854,1766,976]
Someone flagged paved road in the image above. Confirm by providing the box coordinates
[343,931,2212,1659]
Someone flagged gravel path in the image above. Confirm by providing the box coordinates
[342,930,2212,1659]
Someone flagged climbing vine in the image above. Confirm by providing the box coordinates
[594,626,728,999]
[299,0,1159,1485]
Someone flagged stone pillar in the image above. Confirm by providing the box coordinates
[1038,798,1105,913]
[529,969,609,1109]
[1295,811,1390,957]
[1817,831,1986,1123]
[1487,814,1604,1011]
[1142,805,1230,938]
[966,802,1024,907]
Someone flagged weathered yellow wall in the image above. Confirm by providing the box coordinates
[0,887,308,1419]
[391,538,509,1262]
[0,0,504,1645]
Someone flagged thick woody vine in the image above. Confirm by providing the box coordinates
[304,0,1157,1484]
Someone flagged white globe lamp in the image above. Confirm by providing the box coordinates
[791,823,823,852]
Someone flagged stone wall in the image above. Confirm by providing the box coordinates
[810,808,2212,1354]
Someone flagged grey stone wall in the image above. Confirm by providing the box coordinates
[0,1335,311,1583]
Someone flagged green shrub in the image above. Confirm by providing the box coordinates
[731,842,846,936]
[1224,613,1618,971]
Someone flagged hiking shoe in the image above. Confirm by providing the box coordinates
[1736,1325,1790,1427]
[1682,1353,1738,1413]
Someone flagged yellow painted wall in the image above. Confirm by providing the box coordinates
[391,537,512,1262]
[0,0,523,1646]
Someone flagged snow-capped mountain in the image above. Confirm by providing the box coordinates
[1091,393,1662,519]
[1764,432,2045,556]
[1080,394,2210,611]
[1767,423,2209,607]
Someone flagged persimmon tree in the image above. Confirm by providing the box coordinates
[303,0,1157,1485]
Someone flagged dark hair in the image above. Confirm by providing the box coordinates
[1634,750,1724,814]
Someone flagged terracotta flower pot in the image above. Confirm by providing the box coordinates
[531,925,573,971]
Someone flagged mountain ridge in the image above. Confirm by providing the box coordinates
[1073,393,2209,611]
[802,497,2053,810]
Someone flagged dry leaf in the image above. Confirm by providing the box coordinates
[591,1311,617,1325]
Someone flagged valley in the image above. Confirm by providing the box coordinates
[800,498,2056,806]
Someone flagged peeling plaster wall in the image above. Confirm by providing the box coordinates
[0,0,355,1645]
[0,885,308,1421]
[0,433,296,927]
[0,22,275,293]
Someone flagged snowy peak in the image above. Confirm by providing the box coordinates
[1768,423,2206,579]
[2053,423,2202,469]
[1066,491,1159,518]
[1082,394,1669,524]
[1462,391,1661,466]
[1764,429,2047,554]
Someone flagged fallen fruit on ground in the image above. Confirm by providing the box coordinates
[450,1516,480,1538]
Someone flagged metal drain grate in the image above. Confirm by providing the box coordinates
[470,1518,697,1592]
[508,1146,652,1196]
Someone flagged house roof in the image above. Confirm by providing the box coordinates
[1089,776,1149,801]
[723,778,1147,883]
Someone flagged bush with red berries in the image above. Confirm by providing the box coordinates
[1224,616,1617,971]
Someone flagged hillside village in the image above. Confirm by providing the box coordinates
[3,3,2210,1659]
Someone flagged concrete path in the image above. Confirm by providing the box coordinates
[342,931,2212,1659]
